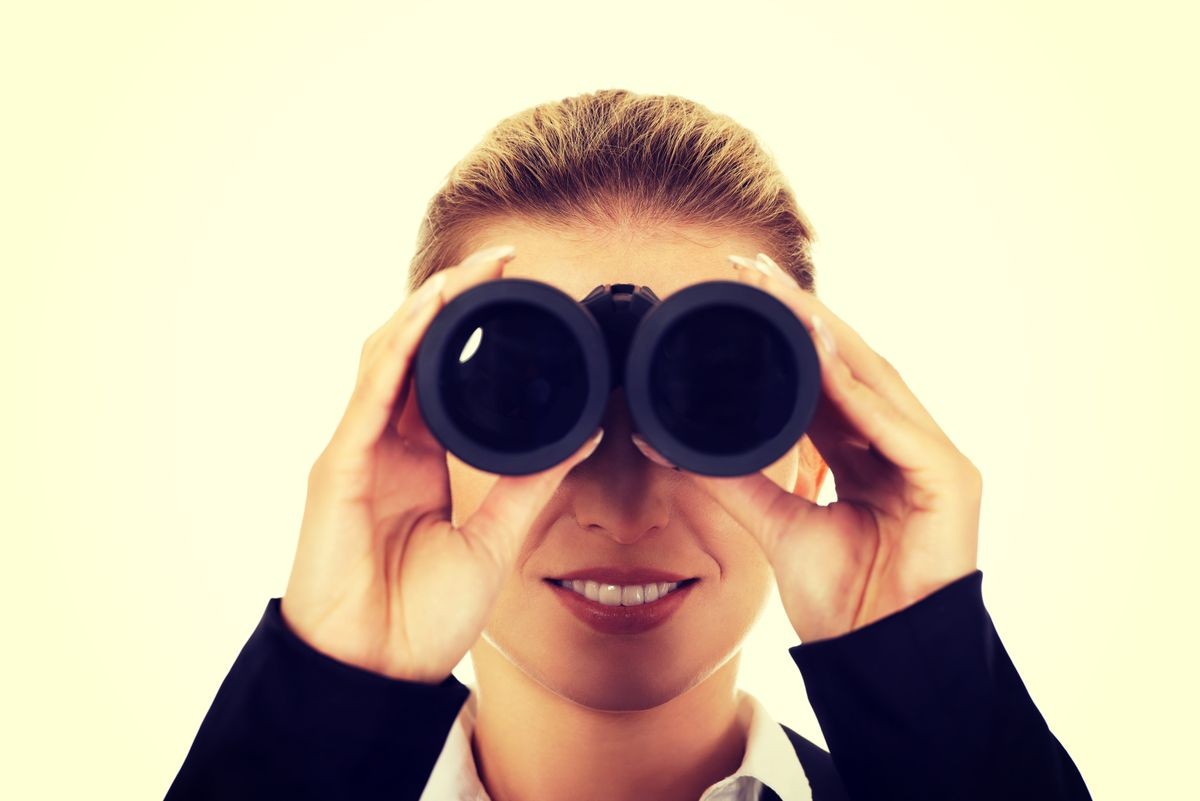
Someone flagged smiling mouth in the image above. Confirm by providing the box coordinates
[544,577,700,606]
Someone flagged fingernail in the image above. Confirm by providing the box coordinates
[728,254,772,277]
[811,314,837,357]
[755,252,789,281]
[462,244,517,268]
[579,427,605,459]
[402,272,446,322]
[724,253,772,278]
[631,432,678,470]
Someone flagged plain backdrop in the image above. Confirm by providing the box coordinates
[3,1,1197,798]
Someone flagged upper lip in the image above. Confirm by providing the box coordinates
[548,567,696,584]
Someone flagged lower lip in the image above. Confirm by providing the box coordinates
[546,579,699,635]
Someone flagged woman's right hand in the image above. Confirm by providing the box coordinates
[280,244,605,684]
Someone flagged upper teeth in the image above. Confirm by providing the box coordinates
[555,579,684,606]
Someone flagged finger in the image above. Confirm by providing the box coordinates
[327,245,518,462]
[691,468,820,559]
[630,430,817,557]
[378,248,522,440]
[729,254,940,436]
[459,427,606,570]
[805,433,899,513]
[744,254,960,482]
[795,399,868,484]
[806,316,949,476]
[366,244,518,380]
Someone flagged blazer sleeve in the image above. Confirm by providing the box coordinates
[788,569,1093,801]
[163,597,470,801]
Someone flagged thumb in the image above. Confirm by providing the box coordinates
[458,428,605,570]
[632,433,820,559]
[687,470,814,558]
[628,431,816,556]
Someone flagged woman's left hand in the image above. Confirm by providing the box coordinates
[636,252,983,644]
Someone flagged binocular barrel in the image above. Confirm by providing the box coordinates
[413,278,821,477]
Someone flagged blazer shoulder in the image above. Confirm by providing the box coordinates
[778,723,850,801]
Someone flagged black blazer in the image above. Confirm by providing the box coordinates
[163,570,1092,800]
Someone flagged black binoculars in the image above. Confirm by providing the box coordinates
[412,278,822,477]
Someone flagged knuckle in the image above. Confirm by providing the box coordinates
[379,329,405,356]
[307,454,329,488]
[843,371,868,398]
[357,341,384,384]
[356,365,387,397]
[876,354,899,377]
[957,458,983,491]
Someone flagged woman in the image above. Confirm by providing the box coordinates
[165,89,1091,801]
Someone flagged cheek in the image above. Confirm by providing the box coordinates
[708,518,775,626]
[728,538,774,613]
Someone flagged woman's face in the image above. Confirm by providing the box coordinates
[447,221,827,711]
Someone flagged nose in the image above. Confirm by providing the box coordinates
[564,387,673,545]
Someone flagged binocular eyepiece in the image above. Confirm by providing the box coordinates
[413,278,822,477]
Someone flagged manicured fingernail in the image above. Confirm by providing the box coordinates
[583,429,604,453]
[573,424,609,462]
[462,244,517,268]
[728,254,771,277]
[631,433,679,470]
[756,252,787,279]
[811,314,837,357]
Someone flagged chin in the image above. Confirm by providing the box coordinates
[491,628,731,712]
[479,585,749,711]
[534,655,715,712]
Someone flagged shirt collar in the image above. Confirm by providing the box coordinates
[419,684,812,801]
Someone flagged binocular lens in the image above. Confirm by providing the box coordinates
[649,305,798,455]
[437,301,591,453]
[415,277,819,476]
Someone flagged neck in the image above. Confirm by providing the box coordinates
[469,639,746,801]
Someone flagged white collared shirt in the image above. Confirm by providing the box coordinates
[418,684,813,801]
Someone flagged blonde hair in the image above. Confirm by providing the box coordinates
[405,88,818,295]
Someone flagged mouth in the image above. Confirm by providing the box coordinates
[544,577,700,635]
[543,576,700,606]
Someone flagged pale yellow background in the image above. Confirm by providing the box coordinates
[3,1,1196,797]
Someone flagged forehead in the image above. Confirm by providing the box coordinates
[464,220,767,302]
